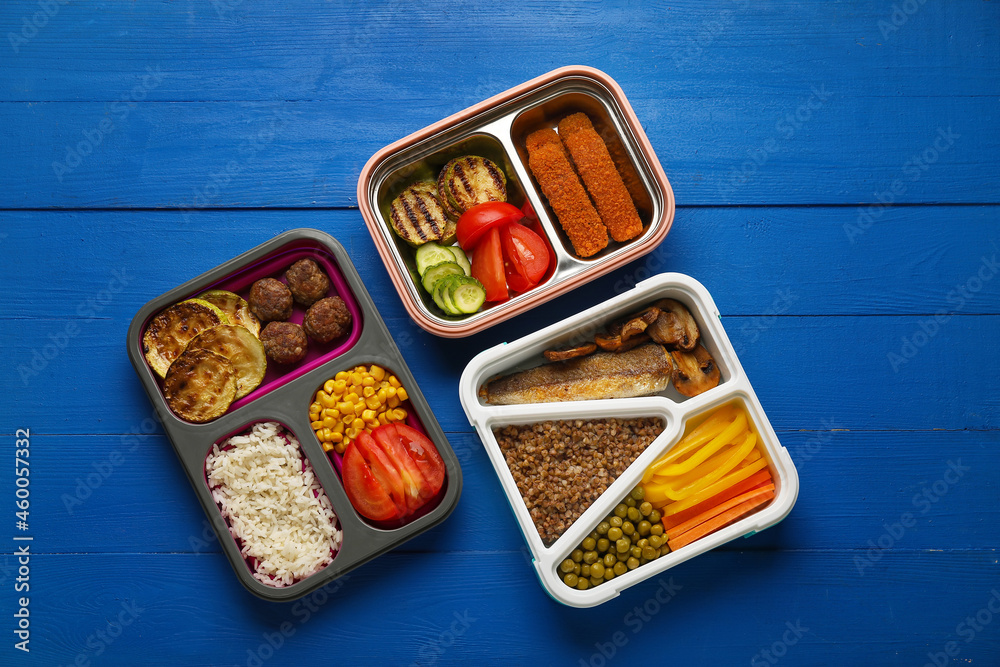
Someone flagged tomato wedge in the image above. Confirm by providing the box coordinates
[395,423,446,498]
[341,425,447,522]
[501,223,550,285]
[504,259,535,293]
[471,226,508,302]
[341,436,402,521]
[456,202,523,250]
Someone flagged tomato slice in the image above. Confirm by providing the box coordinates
[341,439,401,521]
[456,202,523,250]
[395,423,446,498]
[354,431,407,514]
[521,200,538,222]
[471,226,508,302]
[501,223,550,285]
[372,424,429,513]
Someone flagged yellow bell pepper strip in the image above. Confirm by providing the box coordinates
[641,406,738,483]
[662,432,758,501]
[650,412,748,478]
[660,456,769,516]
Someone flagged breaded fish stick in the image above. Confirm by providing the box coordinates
[558,113,643,242]
[525,128,608,258]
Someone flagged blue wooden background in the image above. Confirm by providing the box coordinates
[1,1,998,665]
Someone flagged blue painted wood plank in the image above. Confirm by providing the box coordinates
[5,551,998,666]
[1,208,998,320]
[0,94,993,207]
[12,429,998,555]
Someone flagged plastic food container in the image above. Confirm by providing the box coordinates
[358,65,675,337]
[459,273,798,607]
[126,229,462,601]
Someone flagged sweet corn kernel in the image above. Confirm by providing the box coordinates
[330,431,344,443]
[352,417,365,430]
[387,395,400,409]
[324,408,340,420]
[332,421,345,434]
[323,417,337,429]
[333,379,347,394]
[377,411,389,425]
[321,441,334,452]
[396,387,408,402]
[335,442,347,454]
[337,401,353,414]
[385,386,397,399]
[335,371,349,381]
[389,376,401,388]
[351,372,364,386]
[376,387,387,403]
[310,401,322,413]
[362,386,375,398]
[392,408,407,421]
[341,413,353,424]
[365,396,380,410]
[321,395,337,409]
[361,376,375,388]
[345,427,358,439]
[370,365,385,381]
[353,402,365,416]
[361,409,376,422]
[323,379,336,393]
[311,420,324,430]
[345,392,359,404]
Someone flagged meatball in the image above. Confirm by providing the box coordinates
[285,259,330,307]
[259,321,308,364]
[248,278,293,322]
[303,296,352,343]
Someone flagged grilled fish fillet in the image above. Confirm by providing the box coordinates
[479,342,674,405]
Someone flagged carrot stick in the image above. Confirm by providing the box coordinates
[661,469,772,531]
[666,484,775,541]
[664,432,757,501]
[667,489,776,551]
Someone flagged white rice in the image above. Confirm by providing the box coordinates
[206,421,343,587]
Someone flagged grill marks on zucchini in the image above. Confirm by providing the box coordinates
[437,156,507,218]
[388,182,455,246]
[143,300,227,378]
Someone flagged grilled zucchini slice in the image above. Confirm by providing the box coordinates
[185,324,267,399]
[163,348,238,423]
[388,182,456,246]
[197,290,261,338]
[142,299,227,378]
[437,156,507,218]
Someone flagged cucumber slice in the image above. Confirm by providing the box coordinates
[415,242,457,277]
[445,275,487,314]
[421,261,464,293]
[432,277,460,316]
[447,245,472,276]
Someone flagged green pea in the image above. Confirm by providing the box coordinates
[648,535,663,549]
[560,559,575,573]
[626,497,637,508]
[622,521,635,536]
[637,538,649,549]
[597,521,610,535]
[631,486,645,501]
[603,567,615,581]
[642,545,657,560]
[582,537,596,551]
[631,546,642,559]
[627,556,640,570]
[577,578,590,591]
[650,524,664,537]
[564,573,579,587]
[639,501,653,516]
[591,562,605,578]
[597,538,610,553]
[583,551,598,565]
[627,507,640,522]
[591,576,604,587]
[614,503,628,518]
[571,549,584,562]
[613,561,628,576]
[604,553,617,567]
[609,516,623,528]
[573,563,581,575]
[616,538,631,553]
[637,520,651,536]
[581,564,592,577]
[649,510,661,524]
[607,526,623,541]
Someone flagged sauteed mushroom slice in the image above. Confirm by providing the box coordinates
[669,343,720,397]
[594,332,651,352]
[543,342,598,362]
[647,299,700,350]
